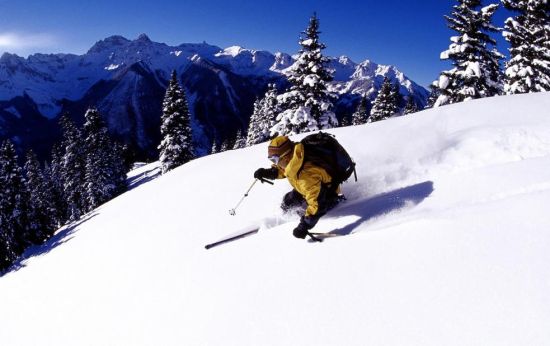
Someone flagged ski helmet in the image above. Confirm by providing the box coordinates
[268,136,294,164]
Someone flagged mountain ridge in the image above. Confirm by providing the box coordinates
[0,34,429,160]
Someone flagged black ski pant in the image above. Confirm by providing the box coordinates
[281,184,339,216]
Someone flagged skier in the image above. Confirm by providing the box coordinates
[254,135,342,239]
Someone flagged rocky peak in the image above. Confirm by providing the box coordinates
[0,52,24,65]
[135,33,152,44]
[87,35,131,54]
[338,55,356,66]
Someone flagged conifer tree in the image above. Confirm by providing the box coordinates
[246,98,266,146]
[434,0,504,106]
[60,115,86,221]
[404,97,419,115]
[271,13,338,135]
[0,141,19,270]
[502,0,550,93]
[392,83,404,111]
[159,70,194,174]
[0,140,31,270]
[24,151,56,242]
[247,84,279,146]
[47,143,68,225]
[219,139,230,152]
[119,143,135,173]
[83,108,124,211]
[109,142,128,196]
[210,140,218,154]
[340,115,351,127]
[369,77,399,122]
[233,129,247,149]
[425,84,441,109]
[351,95,370,125]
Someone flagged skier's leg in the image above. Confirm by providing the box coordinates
[317,184,343,214]
[281,189,306,213]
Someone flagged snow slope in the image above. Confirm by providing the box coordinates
[1,92,550,346]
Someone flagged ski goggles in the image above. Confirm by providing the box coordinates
[268,155,281,165]
[268,149,292,165]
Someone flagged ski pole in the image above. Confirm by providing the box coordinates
[229,178,273,216]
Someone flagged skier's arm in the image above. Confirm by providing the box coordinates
[253,166,280,180]
[274,165,286,179]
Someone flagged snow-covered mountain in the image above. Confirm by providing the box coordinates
[1,92,549,345]
[0,34,428,160]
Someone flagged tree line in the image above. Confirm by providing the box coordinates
[1,109,128,272]
[430,0,549,106]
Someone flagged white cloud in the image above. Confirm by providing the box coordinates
[0,32,58,50]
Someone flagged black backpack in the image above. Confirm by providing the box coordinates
[299,132,357,186]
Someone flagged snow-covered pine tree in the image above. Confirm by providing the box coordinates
[392,83,404,112]
[47,143,68,225]
[340,115,351,127]
[404,97,420,114]
[502,0,550,93]
[219,139,230,152]
[425,83,441,109]
[262,84,280,121]
[60,114,86,221]
[23,150,56,242]
[246,98,264,145]
[271,13,338,136]
[0,141,20,270]
[233,129,247,149]
[210,140,218,154]
[434,0,504,106]
[119,143,135,173]
[352,94,370,125]
[159,70,194,174]
[109,142,128,196]
[0,140,31,270]
[369,77,399,122]
[83,107,122,211]
[247,84,279,146]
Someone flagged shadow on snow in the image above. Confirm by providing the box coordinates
[2,212,98,277]
[126,167,160,190]
[322,181,434,238]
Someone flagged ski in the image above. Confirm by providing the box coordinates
[309,232,342,238]
[307,231,343,242]
[205,227,260,250]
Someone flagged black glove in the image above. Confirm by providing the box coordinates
[292,215,318,239]
[254,167,278,180]
[292,222,309,239]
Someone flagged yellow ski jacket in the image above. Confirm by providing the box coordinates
[274,143,333,217]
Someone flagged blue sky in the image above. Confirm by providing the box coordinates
[0,0,512,87]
